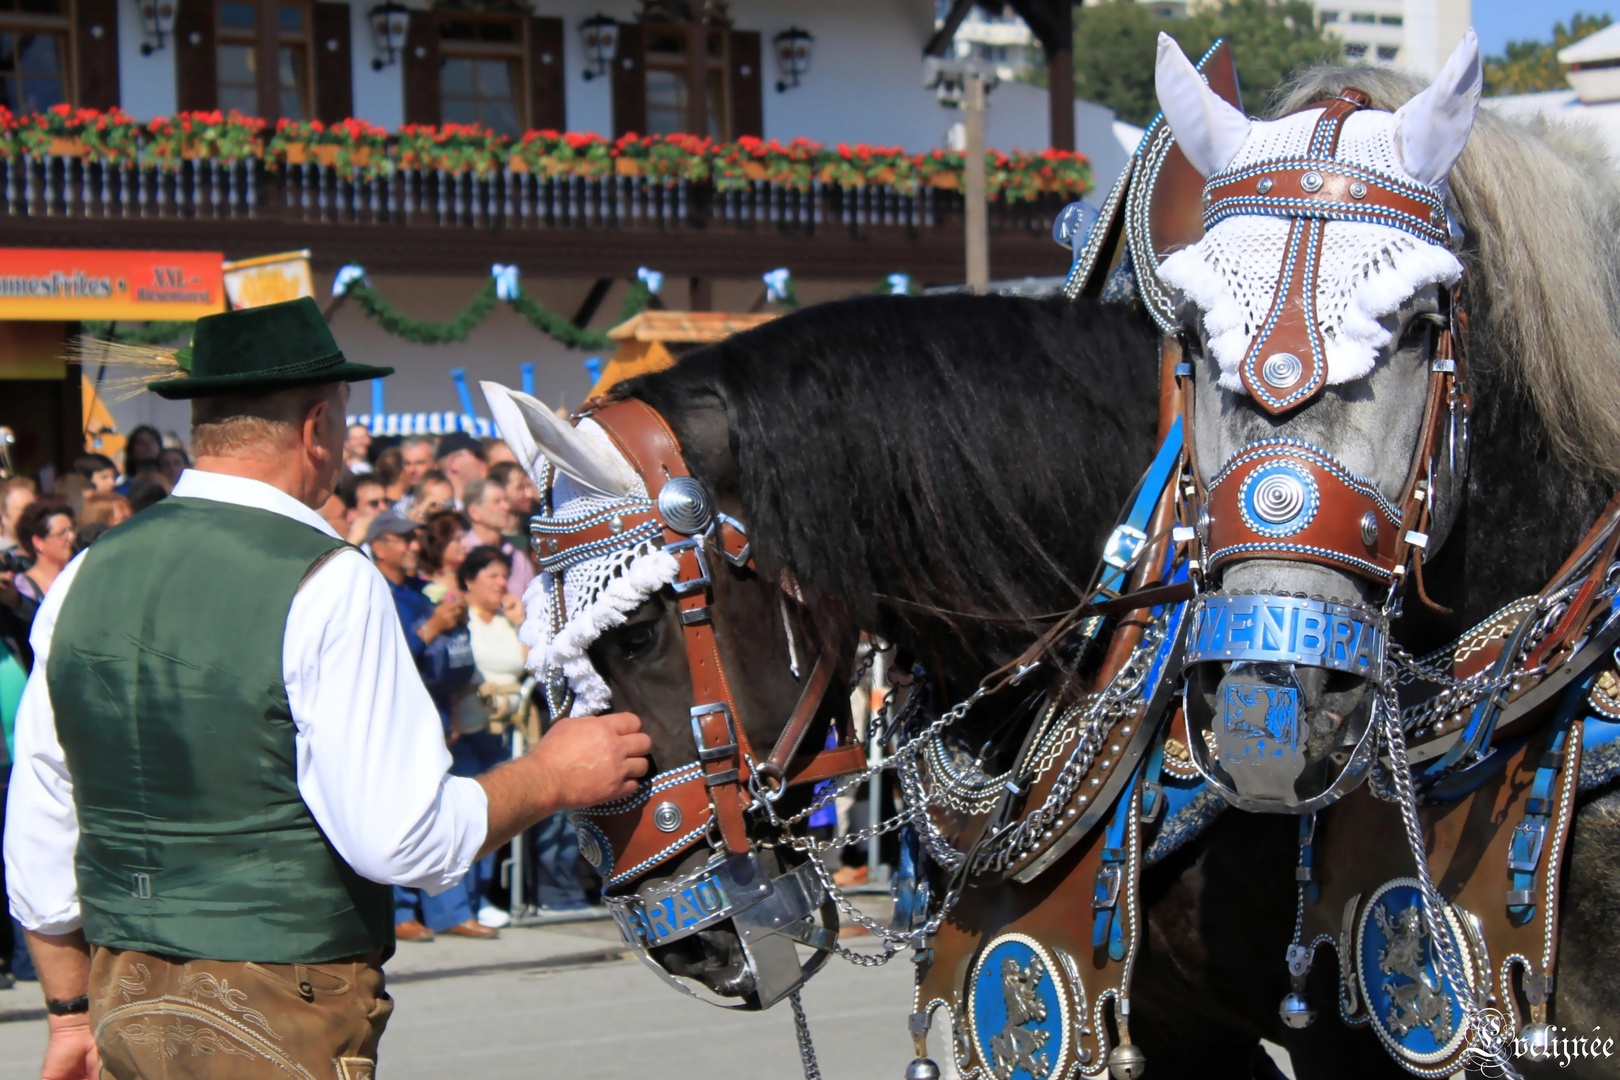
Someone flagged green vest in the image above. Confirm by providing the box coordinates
[49,496,394,963]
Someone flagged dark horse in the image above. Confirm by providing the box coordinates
[558,276,1619,1076]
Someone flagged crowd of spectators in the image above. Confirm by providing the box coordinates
[0,421,588,986]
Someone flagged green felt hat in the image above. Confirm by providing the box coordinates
[149,297,393,400]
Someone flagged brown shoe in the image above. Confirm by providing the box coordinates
[395,920,435,943]
[443,919,499,939]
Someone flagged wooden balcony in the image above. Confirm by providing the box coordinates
[0,154,1075,282]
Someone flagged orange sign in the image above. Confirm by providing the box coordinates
[0,248,225,321]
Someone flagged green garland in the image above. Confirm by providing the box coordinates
[345,278,499,344]
[81,319,194,345]
[509,291,611,350]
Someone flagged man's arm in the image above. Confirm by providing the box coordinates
[284,552,648,890]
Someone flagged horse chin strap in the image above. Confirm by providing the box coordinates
[542,396,866,1012]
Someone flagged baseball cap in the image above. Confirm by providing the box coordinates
[363,510,419,546]
[435,431,484,461]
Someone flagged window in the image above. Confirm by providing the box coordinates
[1377,44,1398,60]
[1319,9,1340,20]
[438,16,525,136]
[1349,12,1375,23]
[0,0,71,113]
[1379,14,1402,25]
[1344,42,1368,57]
[643,25,729,138]
[215,0,312,119]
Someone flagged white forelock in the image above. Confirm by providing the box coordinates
[1156,107,1465,391]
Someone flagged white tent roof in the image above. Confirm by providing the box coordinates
[1558,24,1620,64]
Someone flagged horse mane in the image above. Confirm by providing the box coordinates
[619,294,1162,675]
[1272,64,1620,486]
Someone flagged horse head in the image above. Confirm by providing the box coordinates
[1153,32,1484,810]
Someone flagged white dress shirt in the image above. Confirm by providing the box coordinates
[5,469,490,936]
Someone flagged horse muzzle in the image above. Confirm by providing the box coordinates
[606,850,837,1009]
[1181,592,1387,812]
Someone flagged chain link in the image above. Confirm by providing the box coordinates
[789,989,823,1080]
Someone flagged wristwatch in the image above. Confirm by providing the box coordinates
[45,995,89,1016]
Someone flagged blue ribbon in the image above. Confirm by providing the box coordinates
[763,267,792,302]
[332,263,367,297]
[637,266,664,295]
[492,263,521,302]
[886,272,912,295]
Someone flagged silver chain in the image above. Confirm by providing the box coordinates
[1376,684,1521,1080]
[789,989,823,1080]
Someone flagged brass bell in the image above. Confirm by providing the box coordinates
[1279,991,1317,1029]
[1107,1043,1147,1080]
[904,1058,942,1080]
[1520,1022,1553,1060]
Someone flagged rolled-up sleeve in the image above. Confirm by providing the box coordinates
[284,551,488,893]
[4,555,86,935]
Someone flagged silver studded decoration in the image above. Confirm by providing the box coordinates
[1360,511,1379,547]
[1349,181,1367,200]
[657,476,712,534]
[1256,176,1273,195]
[1300,171,1324,193]
[1261,351,1304,389]
[653,801,683,832]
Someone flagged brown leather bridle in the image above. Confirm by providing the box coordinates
[536,397,865,892]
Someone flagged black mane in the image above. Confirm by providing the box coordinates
[622,293,1162,680]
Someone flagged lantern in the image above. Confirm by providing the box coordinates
[579,14,619,80]
[367,1,410,71]
[772,26,813,92]
[138,0,177,55]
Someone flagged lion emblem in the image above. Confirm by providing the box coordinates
[1374,902,1454,1043]
[989,954,1052,1080]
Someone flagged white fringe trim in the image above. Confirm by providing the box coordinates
[522,549,682,716]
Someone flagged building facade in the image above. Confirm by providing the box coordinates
[1316,0,1470,77]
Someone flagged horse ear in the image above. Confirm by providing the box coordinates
[1393,29,1482,187]
[479,381,636,498]
[1154,32,1252,178]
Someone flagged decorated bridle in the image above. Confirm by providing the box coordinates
[527,396,865,1006]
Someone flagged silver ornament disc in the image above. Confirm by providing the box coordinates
[652,801,683,832]
[1252,473,1307,525]
[1256,176,1273,195]
[657,476,711,534]
[1301,171,1324,193]
[1262,352,1304,389]
[1360,511,1379,547]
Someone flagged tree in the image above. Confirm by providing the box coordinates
[1483,13,1612,97]
[1070,0,1342,127]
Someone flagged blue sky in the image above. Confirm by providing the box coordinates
[1473,0,1615,55]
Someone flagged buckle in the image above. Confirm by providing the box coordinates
[691,701,739,767]
[1103,524,1148,571]
[666,537,713,596]
[1092,863,1122,911]
[716,512,752,567]
[1507,818,1547,873]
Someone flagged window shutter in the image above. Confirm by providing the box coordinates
[728,29,761,139]
[174,0,219,113]
[74,0,121,108]
[527,16,564,131]
[611,21,645,138]
[402,10,440,126]
[312,1,354,123]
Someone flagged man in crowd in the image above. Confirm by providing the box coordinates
[331,473,390,546]
[391,436,436,517]
[3,298,648,1080]
[488,460,538,526]
[462,477,533,603]
[408,471,455,523]
[364,510,493,943]
[71,457,117,497]
[344,423,373,475]
[434,432,486,508]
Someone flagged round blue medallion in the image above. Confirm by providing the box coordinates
[1239,461,1319,538]
[968,935,1069,1080]
[1355,878,1475,1067]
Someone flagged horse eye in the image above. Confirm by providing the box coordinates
[620,622,657,658]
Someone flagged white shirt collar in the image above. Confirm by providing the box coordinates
[171,469,342,539]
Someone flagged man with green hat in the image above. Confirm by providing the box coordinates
[3,298,651,1080]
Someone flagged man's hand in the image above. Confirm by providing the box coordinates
[41,1015,98,1080]
[475,712,651,858]
[417,592,468,644]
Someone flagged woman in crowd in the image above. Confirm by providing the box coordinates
[157,446,190,488]
[120,425,164,481]
[453,545,529,927]
[419,510,471,603]
[13,501,75,602]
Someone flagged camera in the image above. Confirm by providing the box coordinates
[0,549,33,574]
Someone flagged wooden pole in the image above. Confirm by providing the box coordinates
[963,73,989,293]
[1048,45,1075,151]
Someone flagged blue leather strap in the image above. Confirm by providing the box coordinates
[1098,416,1184,597]
[1092,768,1141,961]
[1505,679,1586,924]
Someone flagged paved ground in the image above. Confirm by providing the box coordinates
[0,930,923,1080]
